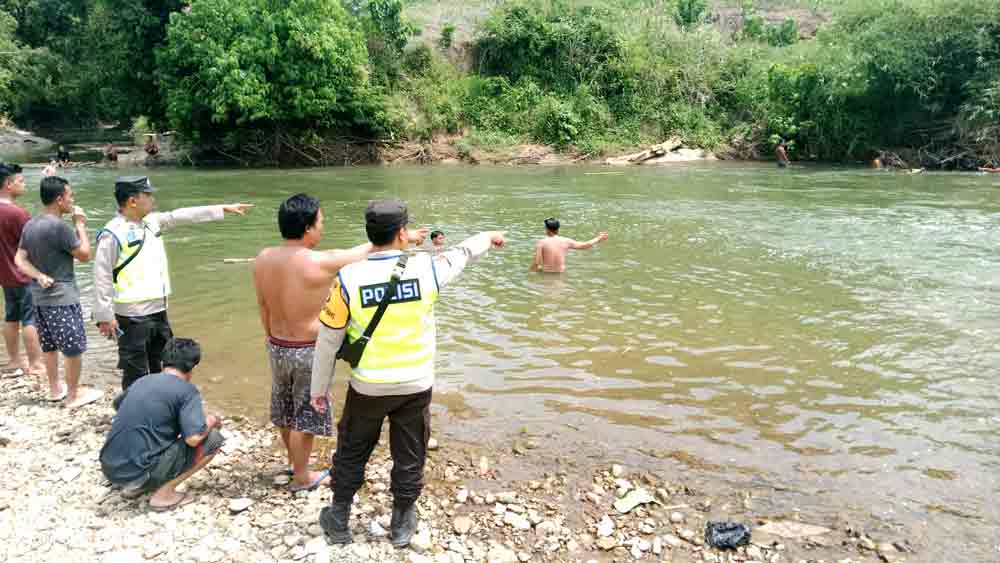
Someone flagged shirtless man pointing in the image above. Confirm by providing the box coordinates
[253,194,426,492]
[530,217,608,273]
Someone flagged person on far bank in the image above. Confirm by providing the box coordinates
[56,145,71,166]
[0,163,43,377]
[14,176,103,408]
[93,176,254,390]
[529,217,608,273]
[99,338,224,512]
[311,200,506,547]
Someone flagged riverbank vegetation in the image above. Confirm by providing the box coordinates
[0,0,997,167]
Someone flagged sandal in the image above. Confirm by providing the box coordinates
[149,492,196,512]
[65,388,104,410]
[289,469,331,493]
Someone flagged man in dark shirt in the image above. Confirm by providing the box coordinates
[100,338,224,511]
[0,163,42,376]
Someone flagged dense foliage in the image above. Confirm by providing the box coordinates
[1,0,998,166]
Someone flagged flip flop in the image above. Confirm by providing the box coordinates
[65,388,104,410]
[47,383,68,402]
[1,367,25,378]
[149,492,196,512]
[289,469,331,493]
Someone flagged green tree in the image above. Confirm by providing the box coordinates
[157,0,377,156]
[673,0,708,31]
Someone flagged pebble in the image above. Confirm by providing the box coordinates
[486,545,518,563]
[453,515,473,535]
[503,511,531,530]
[596,537,618,550]
[664,534,683,548]
[670,511,685,523]
[273,474,291,486]
[228,497,253,513]
[597,515,615,537]
[369,519,388,537]
[427,438,439,450]
[652,536,663,555]
[410,529,433,553]
[535,520,558,537]
[611,464,625,477]
[283,534,302,547]
[304,536,328,555]
[495,491,517,503]
[455,488,469,504]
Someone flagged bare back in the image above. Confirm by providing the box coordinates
[536,236,574,273]
[253,246,338,342]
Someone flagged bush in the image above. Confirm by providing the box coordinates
[673,0,709,31]
[157,0,376,149]
[438,23,456,51]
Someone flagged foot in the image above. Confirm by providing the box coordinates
[27,363,45,378]
[390,503,418,548]
[320,501,353,544]
[149,491,196,512]
[289,469,330,492]
[65,387,104,410]
[47,382,67,402]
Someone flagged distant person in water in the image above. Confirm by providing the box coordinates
[979,166,1000,173]
[104,143,118,164]
[530,217,608,273]
[144,136,160,158]
[430,230,446,252]
[56,146,71,166]
[775,141,790,168]
[41,160,58,177]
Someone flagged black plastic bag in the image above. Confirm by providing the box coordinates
[705,521,752,549]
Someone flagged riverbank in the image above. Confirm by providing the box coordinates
[0,355,912,563]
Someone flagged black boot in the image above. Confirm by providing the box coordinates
[319,500,353,544]
[390,502,418,548]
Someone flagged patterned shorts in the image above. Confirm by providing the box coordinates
[35,304,87,356]
[267,338,332,436]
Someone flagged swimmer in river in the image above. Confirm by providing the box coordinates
[529,217,608,274]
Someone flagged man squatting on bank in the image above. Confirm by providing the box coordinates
[309,199,507,547]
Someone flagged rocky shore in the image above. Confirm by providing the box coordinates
[0,365,913,563]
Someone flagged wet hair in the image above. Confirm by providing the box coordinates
[39,176,69,205]
[162,338,202,373]
[544,217,560,232]
[0,163,22,190]
[367,222,401,246]
[278,193,320,240]
[430,230,444,242]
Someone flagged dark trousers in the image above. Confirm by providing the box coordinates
[117,311,173,390]
[333,386,432,507]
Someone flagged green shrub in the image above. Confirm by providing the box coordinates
[673,0,709,31]
[438,23,456,51]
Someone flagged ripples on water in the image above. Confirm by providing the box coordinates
[4,162,999,560]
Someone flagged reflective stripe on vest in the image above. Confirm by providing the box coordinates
[339,252,439,385]
[99,215,171,304]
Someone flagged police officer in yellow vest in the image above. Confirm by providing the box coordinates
[93,176,253,390]
[310,200,506,547]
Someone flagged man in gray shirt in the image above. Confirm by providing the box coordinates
[93,176,253,389]
[15,176,103,408]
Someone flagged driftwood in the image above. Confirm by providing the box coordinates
[605,138,714,166]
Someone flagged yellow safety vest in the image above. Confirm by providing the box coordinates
[98,215,171,304]
[334,252,440,385]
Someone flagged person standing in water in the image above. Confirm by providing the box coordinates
[775,140,790,168]
[429,230,446,253]
[529,217,608,273]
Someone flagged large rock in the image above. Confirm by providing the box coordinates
[228,498,253,514]
[453,516,473,535]
[503,512,531,530]
[486,544,518,563]
[596,515,615,538]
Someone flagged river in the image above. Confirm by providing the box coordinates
[2,161,999,560]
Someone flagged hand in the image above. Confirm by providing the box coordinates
[310,395,330,413]
[98,320,119,339]
[72,206,87,224]
[488,231,507,249]
[597,231,609,242]
[36,274,54,289]
[407,227,429,245]
[223,203,254,216]
[206,414,222,429]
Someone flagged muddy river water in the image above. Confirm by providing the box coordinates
[3,162,998,560]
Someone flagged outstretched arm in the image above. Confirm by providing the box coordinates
[155,203,254,231]
[317,242,373,276]
[569,231,609,250]
[435,231,506,287]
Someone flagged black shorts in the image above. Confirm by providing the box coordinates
[3,286,35,326]
[133,429,225,492]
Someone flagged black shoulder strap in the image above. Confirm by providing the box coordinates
[111,227,147,284]
[358,254,409,344]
